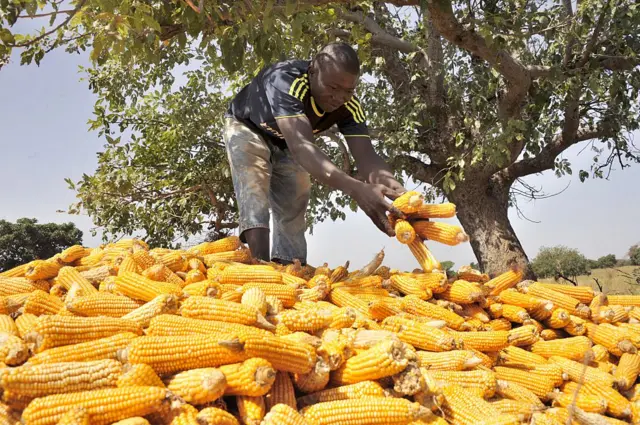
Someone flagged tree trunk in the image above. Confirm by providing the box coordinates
[448,179,535,279]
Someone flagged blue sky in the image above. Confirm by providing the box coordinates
[1,45,639,271]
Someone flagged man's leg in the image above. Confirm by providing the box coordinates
[269,147,311,265]
[222,117,273,262]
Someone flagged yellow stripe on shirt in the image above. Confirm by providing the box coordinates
[347,99,365,123]
[344,102,361,123]
[350,97,366,122]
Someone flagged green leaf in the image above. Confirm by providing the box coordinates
[141,13,161,32]
[0,29,15,44]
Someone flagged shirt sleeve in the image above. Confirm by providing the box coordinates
[338,96,370,138]
[264,68,309,119]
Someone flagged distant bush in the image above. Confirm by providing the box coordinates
[532,246,590,281]
[596,254,617,268]
[630,245,640,266]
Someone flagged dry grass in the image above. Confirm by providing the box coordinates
[539,266,640,294]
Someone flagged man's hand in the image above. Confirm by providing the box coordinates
[351,182,399,237]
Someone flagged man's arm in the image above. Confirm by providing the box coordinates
[346,136,405,195]
[276,116,397,236]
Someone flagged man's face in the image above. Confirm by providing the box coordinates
[309,59,358,113]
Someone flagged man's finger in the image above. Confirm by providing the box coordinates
[382,215,395,237]
[388,205,406,219]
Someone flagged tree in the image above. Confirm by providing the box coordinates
[531,245,590,283]
[0,218,83,272]
[630,244,640,266]
[596,254,617,268]
[2,0,639,276]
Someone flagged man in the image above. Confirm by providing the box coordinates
[223,42,406,265]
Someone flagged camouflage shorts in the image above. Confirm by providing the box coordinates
[223,116,311,263]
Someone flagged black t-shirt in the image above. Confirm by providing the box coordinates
[226,60,369,149]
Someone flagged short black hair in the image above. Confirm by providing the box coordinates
[314,43,360,75]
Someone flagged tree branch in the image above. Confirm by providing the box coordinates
[499,126,616,182]
[339,10,418,53]
[576,0,610,68]
[529,55,640,79]
[562,0,576,67]
[11,0,87,48]
[389,154,442,185]
[422,7,446,110]
[18,9,75,18]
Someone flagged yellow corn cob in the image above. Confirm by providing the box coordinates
[408,272,449,293]
[524,283,590,318]
[531,335,592,361]
[293,366,330,394]
[506,324,539,346]
[187,236,241,256]
[461,303,490,322]
[411,220,469,246]
[550,391,607,414]
[28,279,51,292]
[296,381,385,409]
[282,273,308,289]
[25,315,142,353]
[493,366,559,399]
[585,322,636,356]
[27,331,138,364]
[497,288,550,311]
[236,395,265,425]
[141,264,185,287]
[330,339,410,386]
[367,298,403,320]
[500,304,530,323]
[535,282,595,304]
[183,269,206,285]
[121,294,178,328]
[241,283,297,307]
[328,288,371,317]
[382,316,456,352]
[14,313,37,338]
[562,381,631,419]
[0,315,18,337]
[114,272,182,302]
[131,250,157,271]
[182,280,221,298]
[147,314,271,340]
[394,220,416,244]
[597,305,629,323]
[203,248,253,265]
[180,296,273,330]
[57,266,98,294]
[329,262,350,284]
[484,267,523,296]
[74,252,104,268]
[0,277,40,296]
[489,399,540,420]
[564,314,586,336]
[243,335,316,375]
[219,266,281,285]
[195,407,239,425]
[186,257,206,274]
[498,346,547,367]
[241,287,268,316]
[547,355,614,387]
[614,353,640,390]
[158,252,186,273]
[122,334,245,374]
[48,283,67,299]
[165,368,226,405]
[407,239,437,272]
[410,202,456,219]
[495,379,545,408]
[543,308,570,329]
[0,332,29,365]
[440,280,485,305]
[276,308,334,332]
[80,266,116,286]
[261,404,308,425]
[400,295,465,329]
[438,384,512,425]
[116,364,165,388]
[1,359,123,397]
[447,329,508,352]
[415,350,481,371]
[392,190,424,214]
[603,294,640,307]
[389,275,432,300]
[116,256,139,276]
[111,418,150,425]
[55,406,89,425]
[333,275,384,290]
[24,260,60,281]
[22,289,64,314]
[539,328,565,341]
[21,387,175,425]
[65,293,140,317]
[484,318,512,331]
[265,371,296,410]
[425,369,497,398]
[303,397,431,425]
[219,358,276,397]
[0,263,28,278]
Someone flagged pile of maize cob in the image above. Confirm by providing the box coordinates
[0,193,639,425]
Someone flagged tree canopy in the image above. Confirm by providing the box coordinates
[2,0,639,275]
[531,245,590,282]
[630,244,640,266]
[0,218,83,271]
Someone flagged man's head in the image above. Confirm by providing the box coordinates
[309,43,360,113]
